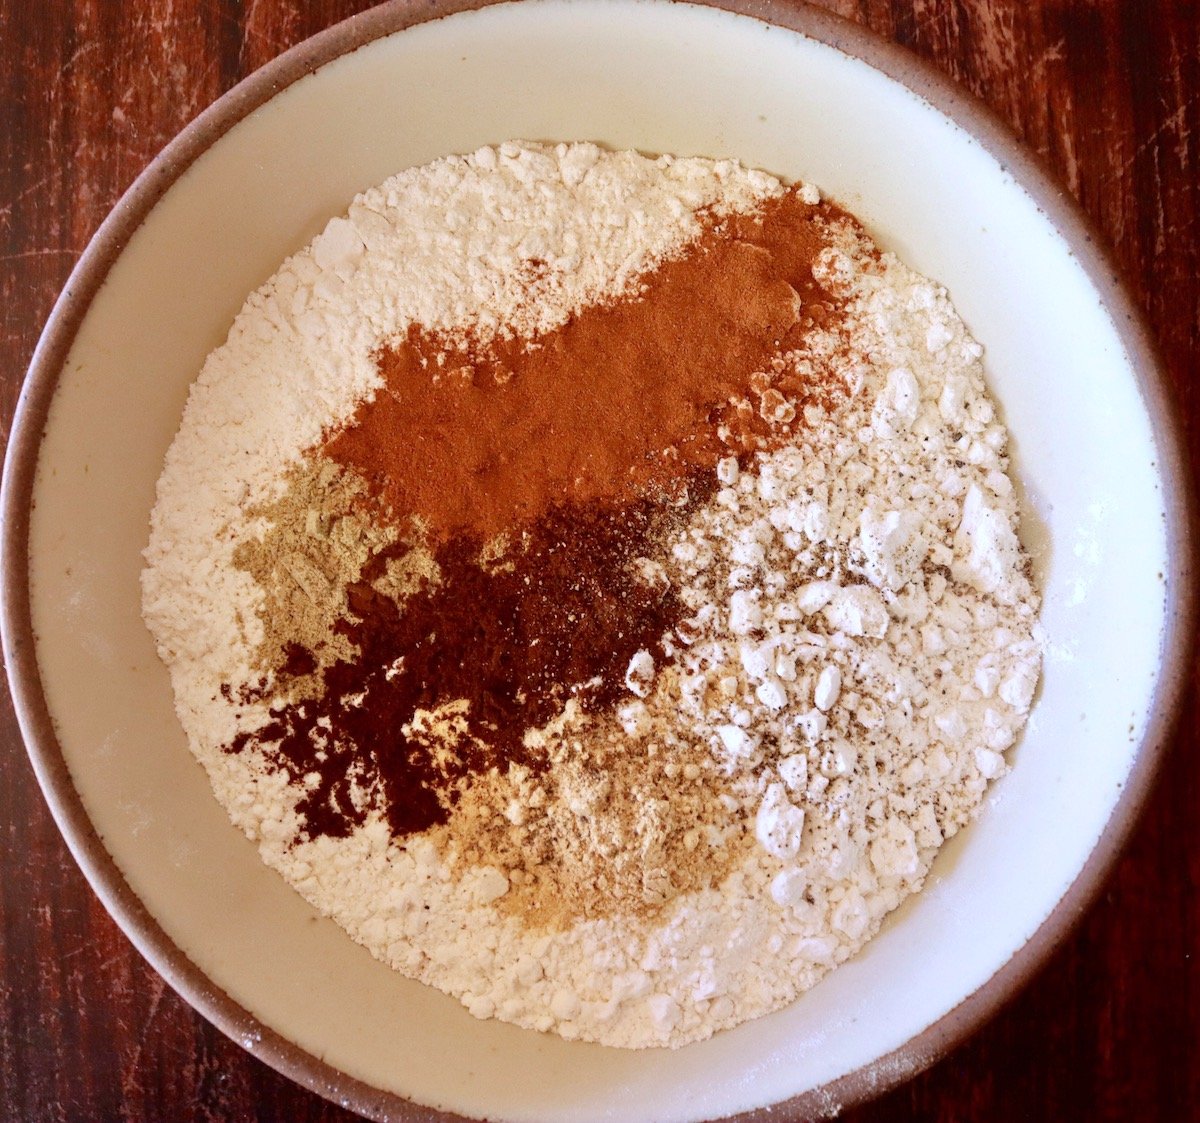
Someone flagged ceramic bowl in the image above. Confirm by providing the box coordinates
[2,1,1193,1119]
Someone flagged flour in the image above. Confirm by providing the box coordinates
[141,143,1040,1049]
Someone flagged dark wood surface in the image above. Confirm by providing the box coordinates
[1,1,1196,1120]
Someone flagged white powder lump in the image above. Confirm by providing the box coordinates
[644,239,1041,1046]
[142,143,1041,1050]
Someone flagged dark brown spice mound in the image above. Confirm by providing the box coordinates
[231,478,712,840]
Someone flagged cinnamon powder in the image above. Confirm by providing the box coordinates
[325,190,849,542]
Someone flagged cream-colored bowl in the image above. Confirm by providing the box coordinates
[2,1,1193,1119]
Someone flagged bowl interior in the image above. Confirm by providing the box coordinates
[18,2,1173,1120]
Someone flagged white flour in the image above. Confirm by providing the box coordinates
[142,143,1040,1048]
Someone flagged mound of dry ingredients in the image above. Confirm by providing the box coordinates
[142,142,1041,1048]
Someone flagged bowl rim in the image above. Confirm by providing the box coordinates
[1,0,1195,1119]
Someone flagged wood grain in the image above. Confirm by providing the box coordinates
[1,1,1196,1120]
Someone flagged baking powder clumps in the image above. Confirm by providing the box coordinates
[141,142,1040,1050]
[648,238,1042,1044]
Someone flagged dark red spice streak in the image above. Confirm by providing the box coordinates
[232,479,713,840]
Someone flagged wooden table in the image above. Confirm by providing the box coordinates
[1,2,1196,1119]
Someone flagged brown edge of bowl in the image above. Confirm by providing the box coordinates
[1,1,1195,1120]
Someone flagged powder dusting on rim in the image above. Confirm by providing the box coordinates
[142,142,1041,1049]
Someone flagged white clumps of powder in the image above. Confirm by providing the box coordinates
[643,238,1042,1045]
[142,143,1040,1050]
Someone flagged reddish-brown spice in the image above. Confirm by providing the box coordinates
[325,191,848,542]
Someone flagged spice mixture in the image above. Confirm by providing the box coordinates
[142,143,1041,1048]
